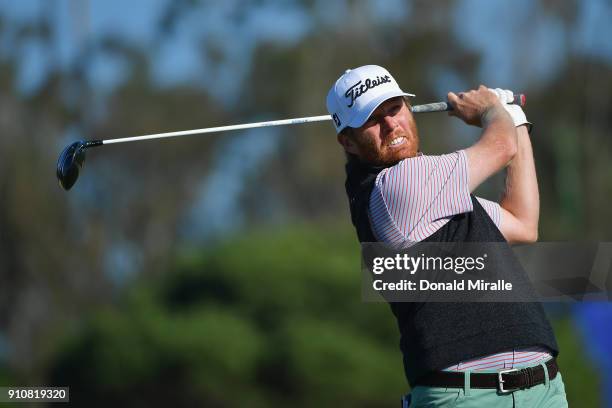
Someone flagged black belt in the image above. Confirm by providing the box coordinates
[414,358,558,393]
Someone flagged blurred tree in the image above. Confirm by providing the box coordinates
[44,225,601,407]
[47,225,405,407]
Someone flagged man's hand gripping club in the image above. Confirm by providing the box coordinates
[446,85,518,192]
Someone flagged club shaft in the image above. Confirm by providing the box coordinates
[102,115,332,145]
[99,95,525,146]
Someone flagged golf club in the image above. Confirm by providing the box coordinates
[56,94,526,191]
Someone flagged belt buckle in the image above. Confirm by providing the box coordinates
[498,368,520,393]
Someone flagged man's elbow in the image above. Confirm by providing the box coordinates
[518,226,538,244]
[505,223,538,244]
[524,228,538,243]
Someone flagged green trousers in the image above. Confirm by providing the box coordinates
[404,372,568,407]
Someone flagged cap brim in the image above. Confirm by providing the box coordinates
[348,91,415,129]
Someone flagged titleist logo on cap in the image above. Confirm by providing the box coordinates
[326,65,414,133]
[345,75,392,108]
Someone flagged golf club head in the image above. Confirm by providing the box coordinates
[56,141,87,190]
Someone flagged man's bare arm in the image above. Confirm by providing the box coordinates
[498,125,539,243]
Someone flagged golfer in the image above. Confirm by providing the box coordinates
[327,65,568,407]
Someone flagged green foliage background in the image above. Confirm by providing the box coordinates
[24,226,596,407]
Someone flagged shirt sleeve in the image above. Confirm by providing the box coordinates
[475,197,501,229]
[369,150,473,244]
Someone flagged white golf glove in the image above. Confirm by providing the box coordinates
[489,88,531,130]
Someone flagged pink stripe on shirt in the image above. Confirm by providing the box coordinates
[444,347,552,372]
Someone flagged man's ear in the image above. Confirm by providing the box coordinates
[337,131,359,155]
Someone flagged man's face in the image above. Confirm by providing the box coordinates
[338,97,419,166]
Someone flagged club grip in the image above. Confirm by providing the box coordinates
[411,94,526,114]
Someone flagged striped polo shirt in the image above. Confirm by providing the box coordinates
[368,149,552,372]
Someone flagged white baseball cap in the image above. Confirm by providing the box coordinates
[326,65,415,133]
